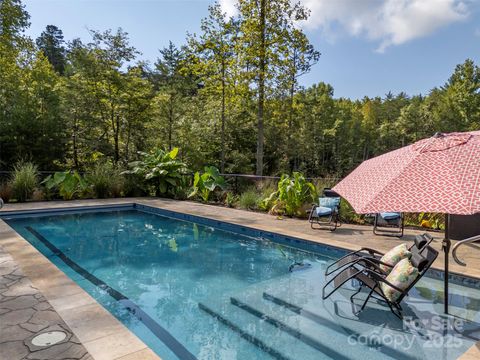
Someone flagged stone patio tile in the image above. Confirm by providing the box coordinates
[48,291,97,312]
[460,343,480,359]
[0,247,93,360]
[83,331,147,360]
[0,340,30,359]
[116,348,160,360]
[59,303,126,343]
[1,324,34,342]
[0,294,38,310]
[41,281,87,300]
[0,307,36,326]
[26,342,88,360]
[2,277,38,297]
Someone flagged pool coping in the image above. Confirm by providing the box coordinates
[0,197,479,360]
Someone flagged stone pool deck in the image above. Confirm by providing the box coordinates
[0,197,479,359]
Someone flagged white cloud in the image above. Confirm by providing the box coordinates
[220,0,469,52]
[219,0,238,18]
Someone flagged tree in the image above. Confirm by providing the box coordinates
[235,0,315,175]
[187,3,239,172]
[0,0,30,48]
[280,28,320,170]
[153,41,197,151]
[36,25,66,74]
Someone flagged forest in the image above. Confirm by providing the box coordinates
[1,0,479,178]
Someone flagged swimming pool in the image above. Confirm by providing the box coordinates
[2,204,480,360]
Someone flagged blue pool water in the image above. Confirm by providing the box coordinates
[4,205,480,360]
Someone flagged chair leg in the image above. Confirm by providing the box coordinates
[353,287,374,316]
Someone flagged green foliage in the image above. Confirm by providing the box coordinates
[10,161,39,202]
[408,212,445,230]
[262,172,316,217]
[36,25,66,74]
[224,192,239,208]
[87,162,124,198]
[188,166,226,202]
[42,171,88,200]
[1,0,480,200]
[124,148,187,197]
[339,200,364,224]
[0,182,13,203]
[238,188,262,210]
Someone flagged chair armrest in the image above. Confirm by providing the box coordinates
[307,204,318,214]
[360,247,385,256]
[352,257,393,273]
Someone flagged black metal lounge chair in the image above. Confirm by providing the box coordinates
[322,243,438,318]
[324,233,433,277]
[308,189,341,231]
[373,212,404,237]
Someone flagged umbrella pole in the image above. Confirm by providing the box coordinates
[443,214,451,314]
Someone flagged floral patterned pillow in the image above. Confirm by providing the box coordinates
[379,243,411,273]
[380,258,419,302]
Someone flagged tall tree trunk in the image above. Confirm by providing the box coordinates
[168,97,173,151]
[114,115,120,164]
[125,122,131,162]
[288,50,297,172]
[256,0,267,176]
[72,110,79,169]
[221,58,226,173]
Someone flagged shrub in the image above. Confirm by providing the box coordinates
[171,175,191,200]
[123,174,148,197]
[124,148,187,197]
[0,182,13,203]
[224,192,239,208]
[11,161,39,202]
[238,189,261,210]
[88,162,124,198]
[32,188,46,201]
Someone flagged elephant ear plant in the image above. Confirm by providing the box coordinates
[188,166,226,202]
[124,148,188,197]
[262,172,317,217]
[42,171,89,200]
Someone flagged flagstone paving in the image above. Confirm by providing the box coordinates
[0,245,93,360]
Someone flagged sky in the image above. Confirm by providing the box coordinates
[22,0,480,99]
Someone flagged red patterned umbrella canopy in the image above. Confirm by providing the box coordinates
[333,131,480,215]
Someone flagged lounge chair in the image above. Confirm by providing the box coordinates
[372,212,404,237]
[322,243,438,318]
[325,233,433,277]
[308,189,341,231]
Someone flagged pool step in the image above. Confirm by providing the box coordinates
[254,290,422,360]
[229,295,354,360]
[198,298,324,360]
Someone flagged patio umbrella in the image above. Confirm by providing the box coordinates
[332,131,480,314]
